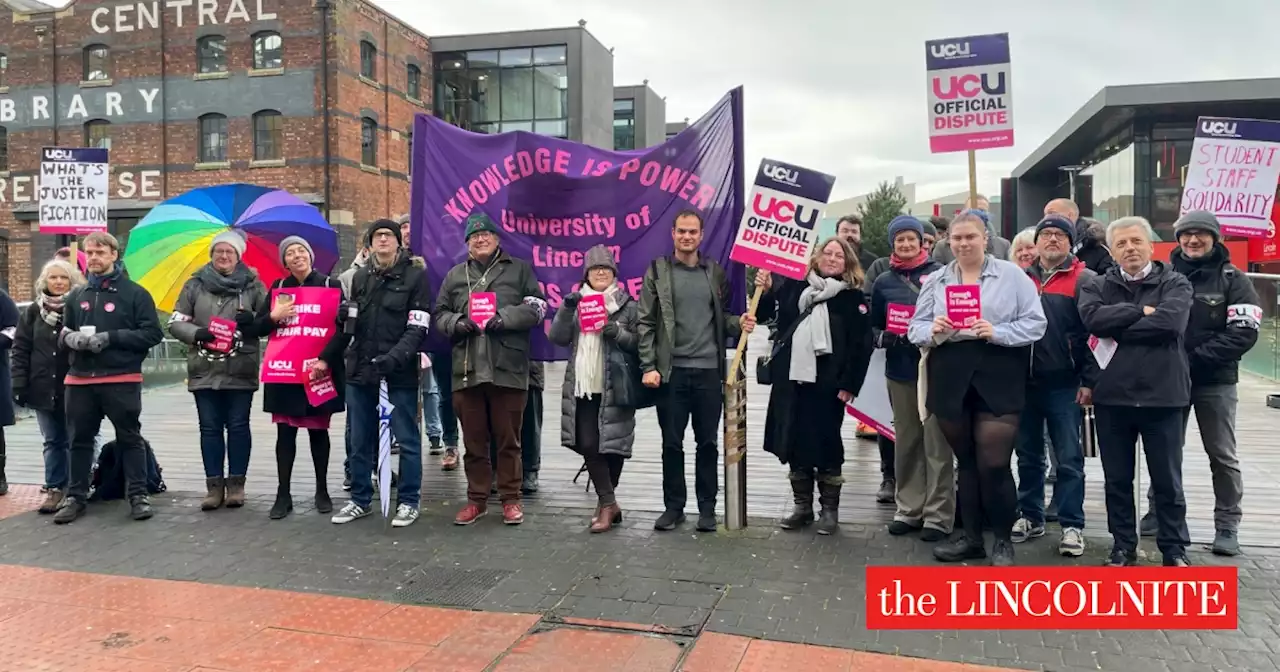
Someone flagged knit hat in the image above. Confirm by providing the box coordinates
[210,229,247,258]
[1173,210,1222,242]
[959,208,990,228]
[921,219,938,239]
[1034,215,1076,246]
[464,212,500,240]
[582,244,618,280]
[278,235,314,267]
[887,215,924,245]
[365,218,402,247]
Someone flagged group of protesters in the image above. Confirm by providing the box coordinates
[0,195,1260,566]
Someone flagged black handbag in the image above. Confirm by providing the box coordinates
[755,302,816,386]
[609,346,656,409]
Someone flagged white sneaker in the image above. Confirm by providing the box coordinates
[391,503,419,528]
[1060,527,1085,557]
[331,502,371,524]
[1011,517,1045,543]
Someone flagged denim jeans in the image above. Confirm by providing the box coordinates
[193,389,255,478]
[35,409,70,490]
[431,352,460,446]
[422,359,443,442]
[1015,384,1085,529]
[348,383,422,508]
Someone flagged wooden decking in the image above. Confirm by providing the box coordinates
[5,330,1279,546]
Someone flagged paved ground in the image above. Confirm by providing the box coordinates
[0,484,1275,672]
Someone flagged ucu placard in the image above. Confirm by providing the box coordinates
[1182,116,1280,239]
[731,158,836,281]
[924,32,1014,154]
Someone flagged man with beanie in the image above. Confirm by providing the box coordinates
[933,207,1011,263]
[436,212,547,526]
[54,231,165,524]
[1136,210,1259,556]
[1044,199,1115,275]
[1010,214,1097,558]
[331,219,432,527]
[639,209,756,533]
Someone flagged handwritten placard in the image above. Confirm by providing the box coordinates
[305,370,338,406]
[469,292,497,329]
[207,316,236,353]
[945,285,981,328]
[1181,116,1280,238]
[886,303,915,336]
[577,294,608,333]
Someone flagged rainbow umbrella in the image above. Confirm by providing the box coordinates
[124,184,338,311]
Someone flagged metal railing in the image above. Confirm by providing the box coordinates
[1244,273,1280,381]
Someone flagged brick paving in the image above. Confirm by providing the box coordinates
[0,491,1275,671]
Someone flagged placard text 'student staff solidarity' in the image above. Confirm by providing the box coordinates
[443,148,718,224]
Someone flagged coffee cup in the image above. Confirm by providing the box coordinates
[79,326,96,336]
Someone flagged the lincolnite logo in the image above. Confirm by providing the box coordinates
[930,42,970,58]
[1201,120,1239,136]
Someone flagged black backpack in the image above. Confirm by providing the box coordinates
[88,438,167,501]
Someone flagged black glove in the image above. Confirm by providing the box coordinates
[193,328,215,344]
[372,355,395,375]
[12,389,26,408]
[485,315,505,333]
[602,322,620,340]
[455,317,478,335]
[234,310,256,329]
[562,292,582,308]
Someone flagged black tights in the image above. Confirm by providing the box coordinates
[275,424,331,495]
[937,411,1018,542]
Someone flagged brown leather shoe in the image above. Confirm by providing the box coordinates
[590,503,622,533]
[38,489,65,515]
[441,447,459,471]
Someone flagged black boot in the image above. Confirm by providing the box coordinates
[0,455,7,497]
[269,488,293,520]
[990,538,1015,567]
[815,476,842,536]
[129,495,153,521]
[934,534,987,562]
[779,471,815,530]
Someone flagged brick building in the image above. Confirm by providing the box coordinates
[0,0,430,300]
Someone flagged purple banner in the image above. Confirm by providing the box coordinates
[1195,116,1280,143]
[924,32,1010,71]
[411,87,746,360]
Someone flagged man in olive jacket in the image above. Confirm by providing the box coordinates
[435,212,547,526]
[639,209,755,533]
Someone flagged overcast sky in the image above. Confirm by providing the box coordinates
[373,0,1280,203]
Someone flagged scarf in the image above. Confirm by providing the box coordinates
[890,252,929,271]
[38,291,66,328]
[574,285,622,399]
[87,262,122,289]
[196,262,254,296]
[789,272,848,384]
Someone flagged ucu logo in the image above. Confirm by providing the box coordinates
[930,42,970,58]
[762,163,800,187]
[44,148,75,160]
[268,360,294,371]
[933,73,1007,99]
[752,193,819,229]
[1201,120,1238,136]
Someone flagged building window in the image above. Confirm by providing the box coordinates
[431,45,569,139]
[406,127,413,174]
[406,64,421,100]
[0,54,7,88]
[361,117,377,166]
[0,127,8,171]
[198,113,228,163]
[252,31,283,70]
[83,45,110,81]
[253,109,282,161]
[84,119,111,150]
[197,35,227,74]
[360,40,377,79]
[613,99,635,150]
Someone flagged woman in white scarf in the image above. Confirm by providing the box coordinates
[756,237,874,536]
[548,245,640,533]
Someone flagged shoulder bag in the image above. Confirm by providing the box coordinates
[755,299,816,386]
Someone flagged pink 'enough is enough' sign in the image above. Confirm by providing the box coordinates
[945,285,981,328]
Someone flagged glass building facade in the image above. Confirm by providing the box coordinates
[613,98,635,150]
[433,46,569,139]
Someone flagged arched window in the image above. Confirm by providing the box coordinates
[360,40,377,79]
[198,113,227,163]
[360,117,377,166]
[84,119,111,149]
[406,64,420,100]
[83,44,110,81]
[197,35,227,74]
[253,109,282,161]
[252,31,283,70]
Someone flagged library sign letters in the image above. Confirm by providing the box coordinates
[91,0,278,34]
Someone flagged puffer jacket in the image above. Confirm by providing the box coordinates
[167,264,269,392]
[548,289,639,458]
[346,250,433,388]
[435,247,547,392]
[637,254,741,381]
[869,258,942,382]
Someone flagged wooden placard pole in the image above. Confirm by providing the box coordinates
[967,149,979,206]
[723,281,763,531]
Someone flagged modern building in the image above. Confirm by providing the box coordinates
[1007,77,1280,242]
[0,0,429,300]
[430,22,613,149]
[665,119,687,140]
[612,82,664,150]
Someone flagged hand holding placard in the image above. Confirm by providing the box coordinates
[207,317,236,353]
[469,292,497,329]
[886,303,915,336]
[945,285,981,328]
[577,294,608,333]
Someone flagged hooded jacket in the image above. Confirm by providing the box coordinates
[346,250,432,388]
[167,263,269,392]
[1170,244,1260,386]
[637,253,741,381]
[1077,260,1193,408]
[63,264,164,380]
[1025,256,1098,388]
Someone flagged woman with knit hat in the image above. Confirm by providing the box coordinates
[167,231,268,510]
[252,235,347,520]
[548,244,640,533]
